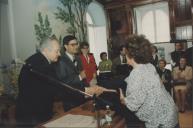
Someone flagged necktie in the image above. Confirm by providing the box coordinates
[122,55,127,64]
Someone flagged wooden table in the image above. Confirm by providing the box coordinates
[38,100,126,128]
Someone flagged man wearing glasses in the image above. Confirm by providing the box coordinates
[55,35,105,111]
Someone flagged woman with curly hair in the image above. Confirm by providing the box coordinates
[120,35,179,128]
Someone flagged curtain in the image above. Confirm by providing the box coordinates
[0,1,12,65]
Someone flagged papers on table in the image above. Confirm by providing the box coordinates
[43,114,97,128]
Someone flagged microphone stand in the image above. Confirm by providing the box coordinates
[30,68,92,97]
[28,65,113,128]
[92,94,101,128]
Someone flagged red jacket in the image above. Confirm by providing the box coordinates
[80,53,97,84]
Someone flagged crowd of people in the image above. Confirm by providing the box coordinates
[150,43,192,113]
[15,34,192,128]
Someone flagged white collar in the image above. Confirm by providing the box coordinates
[66,52,74,61]
[41,52,51,64]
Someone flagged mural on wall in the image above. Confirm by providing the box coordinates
[33,0,92,48]
[34,12,52,45]
[55,0,92,42]
[33,0,67,46]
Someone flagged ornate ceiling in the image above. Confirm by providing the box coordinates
[97,0,166,8]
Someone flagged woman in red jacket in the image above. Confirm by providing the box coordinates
[79,42,97,85]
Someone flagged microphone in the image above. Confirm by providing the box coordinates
[28,64,92,97]
[25,63,113,107]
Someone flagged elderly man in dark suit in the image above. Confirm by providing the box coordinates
[55,35,105,111]
[16,36,61,126]
[16,36,105,127]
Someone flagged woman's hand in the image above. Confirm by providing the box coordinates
[93,73,97,78]
[119,88,126,105]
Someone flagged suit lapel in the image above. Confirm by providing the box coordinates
[64,53,79,73]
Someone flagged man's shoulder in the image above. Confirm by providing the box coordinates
[113,56,120,61]
[170,51,175,55]
[165,68,171,73]
[186,47,193,53]
[60,53,70,61]
[112,56,121,65]
[25,52,46,65]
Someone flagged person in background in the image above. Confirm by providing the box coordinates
[16,36,61,126]
[185,42,192,66]
[172,56,192,112]
[112,45,132,80]
[55,35,106,111]
[119,35,178,128]
[171,43,185,66]
[150,45,159,67]
[79,42,97,85]
[157,59,172,94]
[98,52,112,80]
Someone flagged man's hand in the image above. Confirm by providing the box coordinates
[85,85,117,96]
[80,70,86,79]
[85,86,107,96]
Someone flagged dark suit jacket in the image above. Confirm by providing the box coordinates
[150,54,158,67]
[157,68,172,94]
[171,50,185,66]
[185,46,192,66]
[112,56,121,74]
[112,56,132,80]
[55,53,86,110]
[16,52,60,125]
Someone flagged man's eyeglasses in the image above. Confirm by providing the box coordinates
[82,47,89,49]
[68,43,79,46]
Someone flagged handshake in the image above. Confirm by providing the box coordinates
[85,85,116,96]
[85,86,126,105]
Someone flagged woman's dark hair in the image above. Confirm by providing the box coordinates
[125,34,152,64]
[159,59,167,66]
[100,52,107,59]
[80,42,89,49]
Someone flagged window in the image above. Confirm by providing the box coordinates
[134,2,170,43]
[176,25,192,40]
[86,12,108,66]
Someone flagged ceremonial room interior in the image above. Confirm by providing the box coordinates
[0,0,192,127]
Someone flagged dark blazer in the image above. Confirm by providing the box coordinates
[112,56,121,74]
[150,54,158,67]
[185,46,192,66]
[16,52,60,125]
[54,53,86,110]
[171,50,185,66]
[157,68,172,94]
[112,56,132,80]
